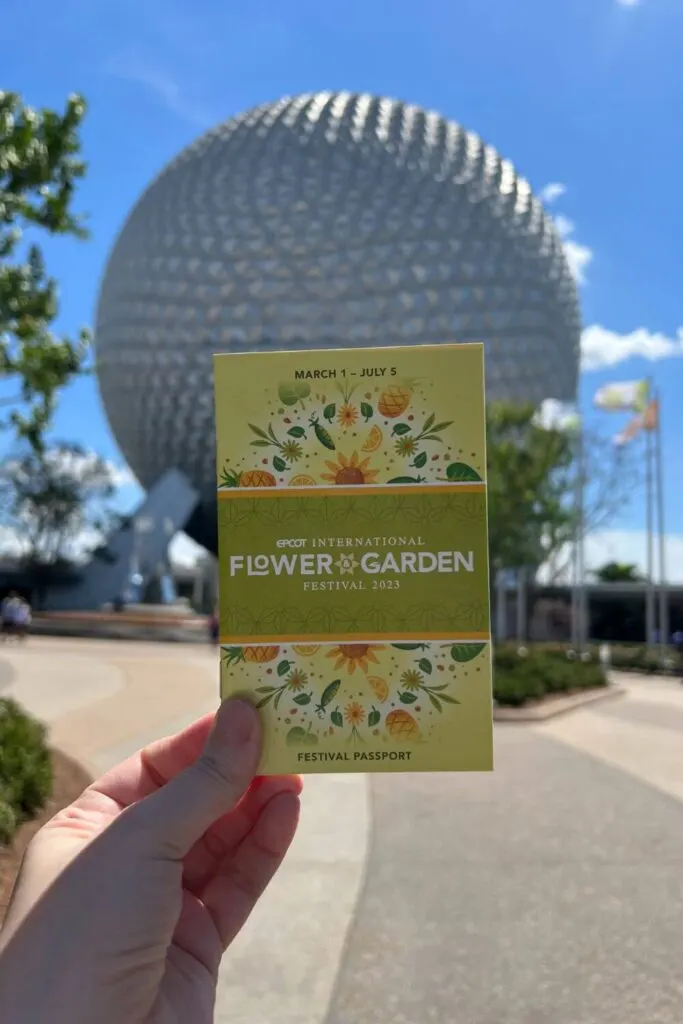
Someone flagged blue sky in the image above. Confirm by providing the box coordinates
[4,0,683,572]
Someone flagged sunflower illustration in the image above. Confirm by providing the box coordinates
[286,669,308,691]
[394,436,418,457]
[400,669,424,691]
[338,403,359,428]
[326,643,383,674]
[321,451,380,486]
[281,440,303,462]
[344,701,366,726]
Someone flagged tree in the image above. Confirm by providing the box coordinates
[487,402,639,581]
[593,561,645,584]
[1,91,89,451]
[0,443,117,568]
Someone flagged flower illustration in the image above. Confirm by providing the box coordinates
[321,451,380,486]
[335,553,359,575]
[394,436,418,457]
[344,701,365,726]
[401,669,424,691]
[338,403,359,428]
[326,643,383,674]
[286,669,308,691]
[281,440,303,463]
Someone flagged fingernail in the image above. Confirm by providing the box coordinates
[223,699,257,745]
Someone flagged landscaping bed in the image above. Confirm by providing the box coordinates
[493,645,608,708]
[0,698,92,923]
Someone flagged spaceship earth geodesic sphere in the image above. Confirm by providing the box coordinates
[95,92,581,552]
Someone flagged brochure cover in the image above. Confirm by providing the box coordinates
[213,343,492,774]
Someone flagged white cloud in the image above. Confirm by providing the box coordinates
[540,182,567,204]
[103,48,212,127]
[532,399,580,432]
[169,532,206,568]
[581,325,683,371]
[553,213,594,285]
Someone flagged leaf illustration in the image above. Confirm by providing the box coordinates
[331,709,344,728]
[418,657,433,674]
[388,476,425,484]
[318,679,341,710]
[446,462,482,482]
[413,452,427,469]
[392,643,427,650]
[248,423,270,440]
[250,440,271,448]
[288,426,306,438]
[323,403,336,422]
[273,456,287,472]
[256,693,275,709]
[361,402,373,421]
[277,660,293,676]
[255,686,277,694]
[422,413,435,432]
[368,708,381,727]
[428,693,442,713]
[450,643,486,663]
[293,693,311,706]
[431,421,454,433]
[437,693,461,705]
[286,727,307,746]
[278,382,309,406]
[392,423,411,436]
[399,692,418,704]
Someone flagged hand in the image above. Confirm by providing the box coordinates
[0,699,302,1023]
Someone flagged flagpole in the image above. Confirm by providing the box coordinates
[645,391,656,650]
[655,388,668,654]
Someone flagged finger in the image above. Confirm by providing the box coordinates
[202,790,301,950]
[124,699,261,857]
[90,713,217,808]
[183,773,303,893]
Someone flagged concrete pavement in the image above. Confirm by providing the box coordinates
[2,640,682,1022]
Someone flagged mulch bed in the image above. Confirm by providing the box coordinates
[0,749,92,925]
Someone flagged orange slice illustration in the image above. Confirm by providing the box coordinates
[361,425,383,452]
[288,474,316,486]
[367,676,389,703]
[292,644,321,657]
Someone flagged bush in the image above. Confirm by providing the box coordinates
[493,646,607,707]
[0,698,52,844]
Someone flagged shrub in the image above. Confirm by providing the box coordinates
[493,646,606,707]
[0,698,52,844]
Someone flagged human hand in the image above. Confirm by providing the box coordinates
[0,699,302,1024]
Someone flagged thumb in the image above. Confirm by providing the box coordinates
[127,699,261,857]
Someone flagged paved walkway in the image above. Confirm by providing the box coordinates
[1,642,682,1022]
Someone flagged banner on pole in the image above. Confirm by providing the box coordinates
[594,380,649,413]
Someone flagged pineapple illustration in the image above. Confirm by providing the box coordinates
[378,382,414,418]
[223,468,277,488]
[385,709,420,741]
[223,645,281,665]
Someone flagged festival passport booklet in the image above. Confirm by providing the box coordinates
[213,343,493,775]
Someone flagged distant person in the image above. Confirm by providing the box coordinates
[13,598,32,641]
[209,607,219,645]
[1,591,21,640]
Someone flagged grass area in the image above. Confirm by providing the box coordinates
[0,698,53,845]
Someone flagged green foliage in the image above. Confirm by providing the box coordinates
[486,403,575,574]
[0,442,117,567]
[0,698,52,844]
[493,646,607,707]
[593,561,645,583]
[0,90,89,451]
[486,403,637,580]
